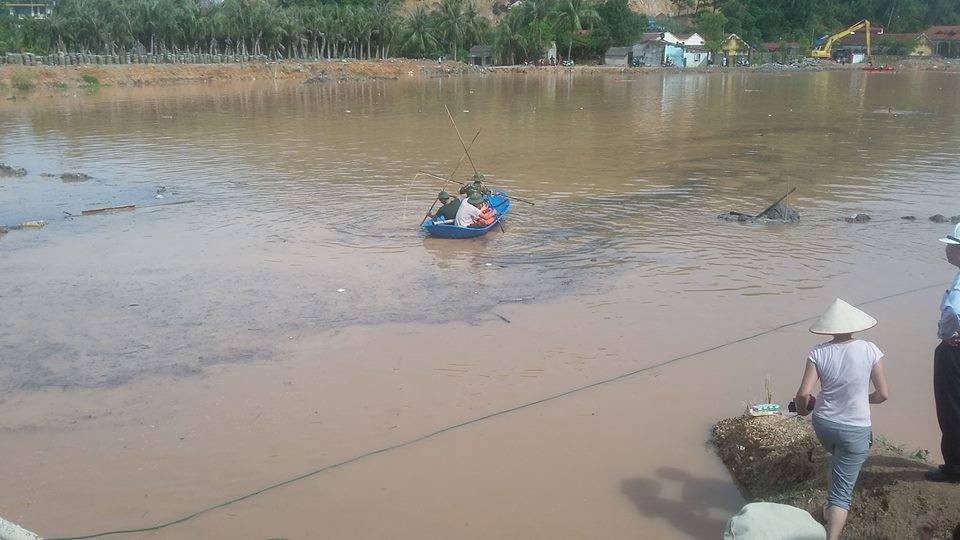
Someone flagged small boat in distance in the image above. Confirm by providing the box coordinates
[421,192,511,239]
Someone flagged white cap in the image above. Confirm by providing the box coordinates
[939,222,960,245]
[723,502,826,540]
[809,298,877,335]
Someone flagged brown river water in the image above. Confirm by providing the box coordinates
[1,71,959,538]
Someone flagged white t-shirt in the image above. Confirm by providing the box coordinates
[809,339,883,427]
[455,201,481,227]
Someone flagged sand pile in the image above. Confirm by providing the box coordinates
[713,414,960,538]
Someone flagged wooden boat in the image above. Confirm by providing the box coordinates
[863,65,895,72]
[421,192,511,238]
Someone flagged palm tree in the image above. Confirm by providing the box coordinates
[493,11,530,64]
[520,0,553,54]
[401,2,438,57]
[552,0,598,60]
[435,0,465,60]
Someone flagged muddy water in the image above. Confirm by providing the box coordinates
[1,71,959,538]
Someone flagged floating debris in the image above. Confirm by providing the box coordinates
[0,162,27,177]
[60,172,92,182]
[336,288,346,293]
[82,204,135,215]
[930,214,949,223]
[21,220,46,228]
[901,216,917,221]
[844,213,871,223]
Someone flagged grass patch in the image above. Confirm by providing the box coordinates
[80,73,100,86]
[10,72,36,92]
[55,82,69,90]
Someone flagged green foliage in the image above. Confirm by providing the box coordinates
[1,0,958,61]
[595,0,646,49]
[705,0,960,45]
[695,9,726,52]
[80,73,100,85]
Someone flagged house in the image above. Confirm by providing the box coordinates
[641,31,681,45]
[632,41,663,66]
[7,1,49,18]
[720,34,752,65]
[604,46,633,66]
[683,46,711,67]
[631,40,686,67]
[468,45,495,67]
[926,25,960,57]
[676,33,705,47]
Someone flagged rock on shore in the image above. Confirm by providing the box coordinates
[713,414,960,538]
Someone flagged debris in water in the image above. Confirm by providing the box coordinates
[82,204,135,215]
[953,215,960,224]
[844,213,871,223]
[21,220,46,228]
[60,172,92,182]
[498,296,534,304]
[901,216,917,221]
[930,214,949,223]
[0,162,27,177]
[496,313,511,323]
[485,263,492,266]
[336,288,346,293]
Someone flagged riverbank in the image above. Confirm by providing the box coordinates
[0,58,484,93]
[2,56,958,95]
[714,414,960,538]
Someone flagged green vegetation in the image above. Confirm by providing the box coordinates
[682,0,960,45]
[80,73,100,86]
[10,71,35,91]
[2,0,958,65]
[0,0,651,64]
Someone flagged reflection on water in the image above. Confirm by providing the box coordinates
[1,71,960,390]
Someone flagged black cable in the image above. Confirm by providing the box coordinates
[46,281,946,540]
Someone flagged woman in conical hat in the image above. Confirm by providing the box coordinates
[793,298,889,540]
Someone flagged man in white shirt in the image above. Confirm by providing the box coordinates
[928,223,960,483]
[455,193,483,227]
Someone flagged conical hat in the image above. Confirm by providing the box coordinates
[809,298,877,335]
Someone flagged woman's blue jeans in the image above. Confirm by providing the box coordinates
[812,415,872,510]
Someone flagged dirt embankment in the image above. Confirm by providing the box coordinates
[0,59,484,92]
[713,414,960,538]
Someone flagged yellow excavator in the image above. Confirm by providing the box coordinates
[810,19,872,59]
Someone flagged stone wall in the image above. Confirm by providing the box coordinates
[1,52,274,66]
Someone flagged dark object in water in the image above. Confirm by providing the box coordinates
[760,202,800,222]
[953,216,960,225]
[82,204,135,215]
[0,162,27,177]
[61,172,92,182]
[901,216,917,221]
[931,214,949,223]
[0,226,6,236]
[845,213,871,223]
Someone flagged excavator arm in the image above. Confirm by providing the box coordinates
[810,19,872,59]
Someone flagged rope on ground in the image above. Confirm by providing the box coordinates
[46,281,947,540]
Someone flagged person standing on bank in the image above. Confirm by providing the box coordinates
[794,299,889,540]
[927,223,960,483]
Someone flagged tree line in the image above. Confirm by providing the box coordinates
[675,0,960,47]
[0,0,652,63]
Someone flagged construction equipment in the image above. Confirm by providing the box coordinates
[810,19,874,60]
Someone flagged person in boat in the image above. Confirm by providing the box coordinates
[455,193,496,228]
[458,175,492,198]
[431,191,461,221]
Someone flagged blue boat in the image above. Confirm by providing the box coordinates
[421,192,511,239]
